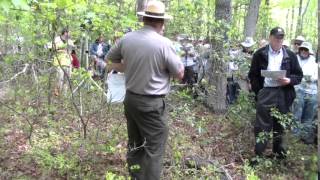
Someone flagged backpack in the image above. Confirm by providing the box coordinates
[226,76,241,105]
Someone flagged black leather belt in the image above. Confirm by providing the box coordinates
[264,86,281,88]
[127,90,165,98]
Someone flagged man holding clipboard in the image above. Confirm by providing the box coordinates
[248,27,303,162]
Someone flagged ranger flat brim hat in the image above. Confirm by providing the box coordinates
[137,1,172,19]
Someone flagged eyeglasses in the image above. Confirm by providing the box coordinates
[299,48,309,52]
[294,43,302,46]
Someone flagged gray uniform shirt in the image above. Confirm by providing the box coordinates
[107,25,183,95]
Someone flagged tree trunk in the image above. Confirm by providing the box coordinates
[290,5,295,39]
[205,0,231,113]
[260,0,271,38]
[296,0,303,36]
[4,21,9,54]
[317,0,320,172]
[244,0,262,37]
[285,9,290,35]
[136,0,148,21]
[136,0,147,12]
[300,0,311,34]
[215,0,232,23]
[318,0,320,62]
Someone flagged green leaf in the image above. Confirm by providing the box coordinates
[0,14,6,22]
[0,0,12,12]
[39,2,57,9]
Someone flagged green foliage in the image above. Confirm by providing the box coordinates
[256,2,274,39]
[227,91,256,128]
[270,108,296,130]
[30,130,79,176]
[176,88,193,101]
[256,131,273,144]
[255,108,297,144]
[0,0,318,179]
[105,171,127,180]
[129,164,141,173]
[243,161,260,180]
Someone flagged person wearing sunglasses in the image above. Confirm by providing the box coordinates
[292,42,317,144]
[292,35,305,54]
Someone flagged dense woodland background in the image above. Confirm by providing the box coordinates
[0,0,319,179]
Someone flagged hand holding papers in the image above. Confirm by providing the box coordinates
[261,70,286,79]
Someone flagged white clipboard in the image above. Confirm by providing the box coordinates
[261,70,286,79]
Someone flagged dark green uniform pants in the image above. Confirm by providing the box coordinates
[124,91,168,180]
[254,87,289,157]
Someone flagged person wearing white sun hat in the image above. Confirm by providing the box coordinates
[241,37,255,53]
[106,1,184,179]
[292,41,317,144]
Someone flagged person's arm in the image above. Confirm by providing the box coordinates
[282,51,303,86]
[175,65,184,80]
[248,51,260,95]
[106,39,123,72]
[89,44,97,56]
[110,62,125,73]
[165,42,184,80]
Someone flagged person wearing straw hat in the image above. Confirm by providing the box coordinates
[248,27,303,163]
[52,28,75,96]
[292,42,317,144]
[106,1,184,179]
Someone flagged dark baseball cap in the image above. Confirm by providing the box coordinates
[270,27,285,38]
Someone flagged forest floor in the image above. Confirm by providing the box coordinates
[0,81,317,179]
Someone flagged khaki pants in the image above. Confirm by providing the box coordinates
[124,91,168,180]
[55,66,71,95]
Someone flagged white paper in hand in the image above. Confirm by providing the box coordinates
[106,73,126,103]
[261,70,286,79]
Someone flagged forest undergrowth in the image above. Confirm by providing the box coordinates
[0,65,317,180]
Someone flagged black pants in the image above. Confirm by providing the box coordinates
[254,87,290,157]
[124,91,168,180]
[182,66,196,85]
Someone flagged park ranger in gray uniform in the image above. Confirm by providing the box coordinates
[106,1,184,179]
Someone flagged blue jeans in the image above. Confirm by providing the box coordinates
[293,89,317,143]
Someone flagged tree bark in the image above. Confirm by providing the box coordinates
[318,0,320,62]
[260,0,271,38]
[285,9,290,35]
[300,0,311,34]
[317,0,320,174]
[4,21,9,54]
[205,0,231,113]
[215,0,232,23]
[244,0,262,37]
[136,0,148,12]
[136,0,148,21]
[290,5,295,39]
[296,0,303,36]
